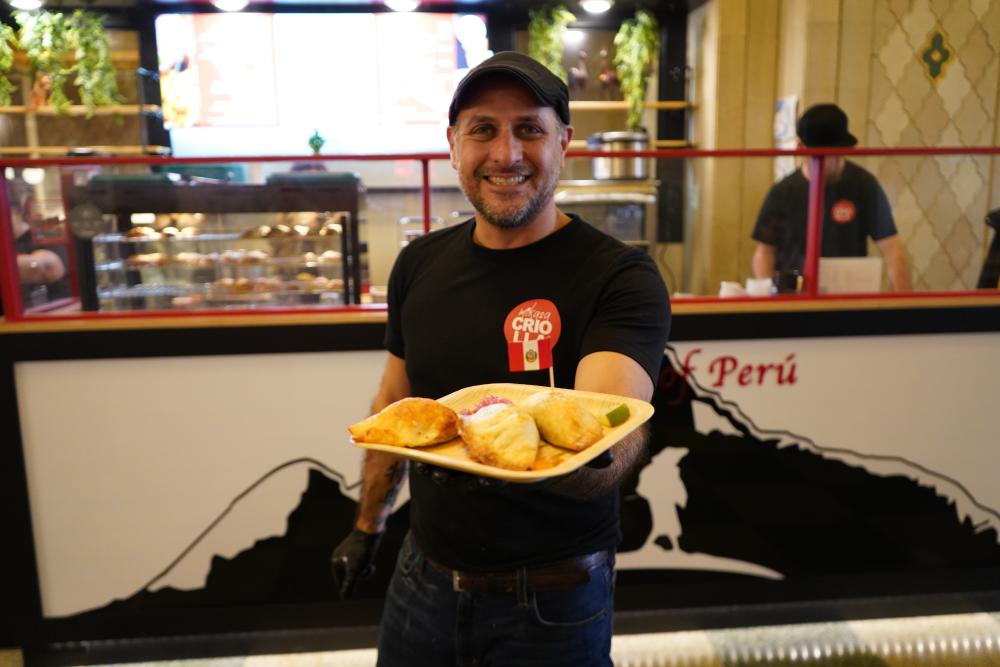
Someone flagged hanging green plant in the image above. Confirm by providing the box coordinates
[0,24,16,106]
[527,5,576,83]
[613,9,660,131]
[15,10,73,112]
[4,9,122,115]
[70,10,121,113]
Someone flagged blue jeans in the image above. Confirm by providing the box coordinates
[376,533,615,667]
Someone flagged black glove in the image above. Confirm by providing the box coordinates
[330,527,383,599]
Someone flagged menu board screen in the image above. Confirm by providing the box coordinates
[155,12,491,156]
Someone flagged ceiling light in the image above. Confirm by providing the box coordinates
[211,0,249,11]
[9,0,43,10]
[580,0,613,14]
[384,0,419,12]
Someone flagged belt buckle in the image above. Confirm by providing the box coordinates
[452,570,462,592]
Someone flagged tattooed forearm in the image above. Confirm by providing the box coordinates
[355,450,408,533]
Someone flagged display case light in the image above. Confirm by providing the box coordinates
[9,0,43,10]
[211,0,249,11]
[580,0,613,14]
[129,213,156,226]
[384,0,419,12]
[22,168,45,185]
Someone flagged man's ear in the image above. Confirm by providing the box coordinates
[561,124,574,153]
[447,126,458,169]
[559,124,574,168]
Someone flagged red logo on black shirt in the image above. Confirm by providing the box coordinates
[504,299,562,345]
[831,199,856,224]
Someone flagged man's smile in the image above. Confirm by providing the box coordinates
[483,174,530,186]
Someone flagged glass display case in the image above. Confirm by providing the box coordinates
[64,171,362,311]
[89,212,349,311]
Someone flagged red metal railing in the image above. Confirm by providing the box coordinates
[2,146,999,322]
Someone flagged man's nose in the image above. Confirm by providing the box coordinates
[490,130,523,165]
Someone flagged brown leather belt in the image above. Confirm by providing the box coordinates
[425,551,609,594]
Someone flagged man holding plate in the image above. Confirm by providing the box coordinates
[331,51,671,667]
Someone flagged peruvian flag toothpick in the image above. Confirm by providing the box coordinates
[508,337,555,387]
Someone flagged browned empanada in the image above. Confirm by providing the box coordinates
[459,403,539,470]
[519,390,603,451]
[348,397,459,447]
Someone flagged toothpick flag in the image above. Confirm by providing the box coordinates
[508,337,552,373]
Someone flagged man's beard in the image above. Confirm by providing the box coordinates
[462,167,561,230]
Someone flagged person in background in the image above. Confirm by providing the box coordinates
[751,103,911,291]
[330,51,670,666]
[7,178,66,313]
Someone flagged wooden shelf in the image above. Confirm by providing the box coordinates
[569,100,692,111]
[0,104,160,116]
[0,145,170,156]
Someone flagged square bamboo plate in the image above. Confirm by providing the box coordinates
[351,383,654,482]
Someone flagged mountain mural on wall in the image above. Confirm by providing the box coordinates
[81,347,1000,617]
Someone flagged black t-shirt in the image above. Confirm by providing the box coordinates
[385,215,670,570]
[752,161,897,272]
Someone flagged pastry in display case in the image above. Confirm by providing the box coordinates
[67,172,362,311]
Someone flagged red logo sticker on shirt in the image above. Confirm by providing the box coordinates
[831,199,856,224]
[504,299,562,345]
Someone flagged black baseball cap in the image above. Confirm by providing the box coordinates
[796,103,858,147]
[448,51,571,126]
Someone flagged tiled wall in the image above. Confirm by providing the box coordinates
[866,0,1000,289]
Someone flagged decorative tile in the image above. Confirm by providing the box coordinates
[965,176,990,232]
[874,90,908,145]
[960,251,983,289]
[911,157,946,212]
[901,0,936,50]
[895,153,923,183]
[876,157,907,198]
[908,219,939,272]
[928,186,962,240]
[970,0,991,20]
[913,89,950,144]
[891,186,924,237]
[942,217,978,275]
[938,123,962,146]
[983,1,1000,51]
[872,0,899,50]
[951,157,987,214]
[867,60,895,131]
[898,122,924,146]
[941,2,978,49]
[956,25,996,85]
[975,60,1000,120]
[933,58,971,115]
[888,0,914,22]
[879,24,914,84]
[935,154,962,181]
[897,58,933,111]
[954,92,990,144]
[929,0,952,20]
[921,30,955,80]
[922,249,960,288]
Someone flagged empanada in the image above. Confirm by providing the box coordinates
[460,403,539,471]
[519,390,603,451]
[348,397,459,447]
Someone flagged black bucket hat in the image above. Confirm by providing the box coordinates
[448,51,571,126]
[796,103,858,147]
